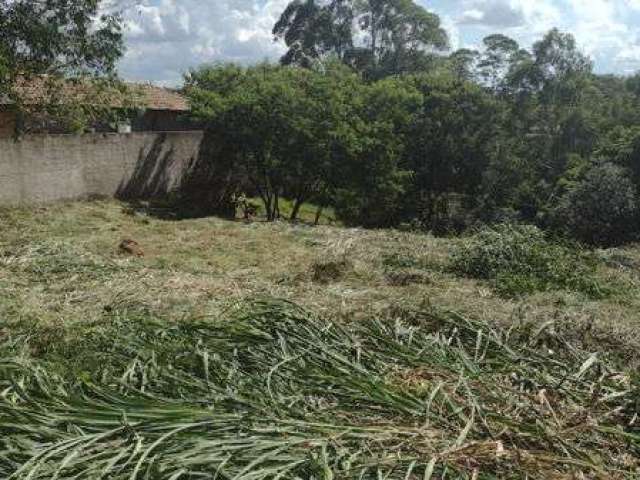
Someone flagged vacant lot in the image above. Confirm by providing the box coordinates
[1,201,639,478]
[2,200,640,357]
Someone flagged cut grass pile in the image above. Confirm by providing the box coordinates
[450,224,608,298]
[1,299,638,479]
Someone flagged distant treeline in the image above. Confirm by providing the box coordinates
[183,0,640,247]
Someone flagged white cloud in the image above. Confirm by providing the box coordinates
[563,0,639,73]
[453,0,562,32]
[626,0,640,10]
[457,0,526,28]
[117,0,288,85]
[114,0,640,83]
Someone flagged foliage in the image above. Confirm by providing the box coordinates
[0,0,123,81]
[450,224,606,297]
[331,76,420,227]
[597,126,640,187]
[549,163,639,247]
[0,0,126,133]
[398,73,499,231]
[186,63,415,224]
[273,0,448,79]
[182,5,640,247]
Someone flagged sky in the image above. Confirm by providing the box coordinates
[115,0,640,86]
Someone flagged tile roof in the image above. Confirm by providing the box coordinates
[132,84,190,111]
[1,77,190,111]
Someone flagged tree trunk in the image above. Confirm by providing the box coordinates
[274,191,281,220]
[290,198,304,221]
[314,205,325,226]
[262,196,273,221]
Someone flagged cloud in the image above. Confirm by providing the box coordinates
[117,0,288,85]
[563,0,639,73]
[457,0,526,28]
[438,0,563,54]
[113,0,640,84]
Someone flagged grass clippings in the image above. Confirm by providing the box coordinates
[1,299,638,479]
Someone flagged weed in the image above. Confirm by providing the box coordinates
[450,223,608,297]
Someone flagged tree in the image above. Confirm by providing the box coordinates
[478,34,520,92]
[186,63,367,222]
[447,48,479,82]
[495,29,595,216]
[278,63,364,221]
[273,0,448,78]
[0,0,126,131]
[597,126,640,190]
[333,75,421,226]
[185,25,640,245]
[272,0,353,69]
[400,72,498,231]
[549,163,638,246]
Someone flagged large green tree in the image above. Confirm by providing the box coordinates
[272,0,353,69]
[0,0,126,131]
[333,75,421,226]
[273,0,448,79]
[477,34,522,93]
[186,63,368,221]
[399,72,498,231]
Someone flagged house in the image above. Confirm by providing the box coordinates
[0,77,197,138]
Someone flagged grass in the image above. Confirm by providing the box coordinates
[2,299,639,479]
[450,224,608,298]
[247,197,339,225]
[1,200,640,478]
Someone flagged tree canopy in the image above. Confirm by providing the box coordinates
[273,0,448,78]
[0,0,126,131]
[171,2,640,247]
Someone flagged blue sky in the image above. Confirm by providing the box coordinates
[116,0,640,85]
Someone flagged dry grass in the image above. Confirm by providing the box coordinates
[1,200,640,366]
[1,200,640,478]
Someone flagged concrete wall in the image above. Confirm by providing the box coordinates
[0,131,204,205]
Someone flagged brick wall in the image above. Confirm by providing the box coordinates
[0,131,204,205]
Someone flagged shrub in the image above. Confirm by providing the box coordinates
[549,163,639,247]
[450,223,605,297]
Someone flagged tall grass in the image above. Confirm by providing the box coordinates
[1,299,638,479]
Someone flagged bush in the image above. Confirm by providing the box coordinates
[549,163,639,247]
[450,223,606,297]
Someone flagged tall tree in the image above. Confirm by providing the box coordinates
[272,0,353,69]
[448,48,479,82]
[273,0,448,78]
[501,29,594,196]
[478,34,520,92]
[400,72,498,230]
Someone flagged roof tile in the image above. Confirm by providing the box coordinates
[3,77,190,111]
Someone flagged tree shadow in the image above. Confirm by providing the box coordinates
[116,130,237,220]
[116,133,178,200]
